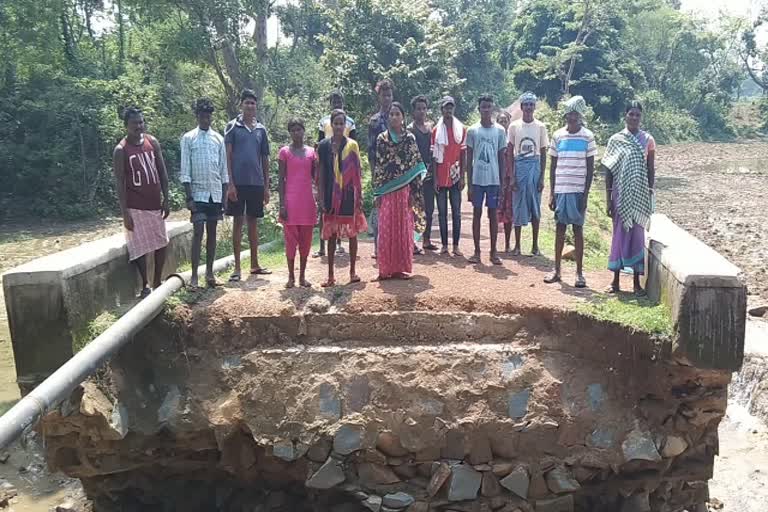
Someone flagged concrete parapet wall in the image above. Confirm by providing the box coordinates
[646,214,746,371]
[2,221,192,391]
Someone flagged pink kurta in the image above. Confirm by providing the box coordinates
[377,186,414,277]
[279,146,317,226]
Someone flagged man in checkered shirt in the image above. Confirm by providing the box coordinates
[180,98,228,288]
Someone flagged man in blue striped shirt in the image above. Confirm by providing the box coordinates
[180,98,228,288]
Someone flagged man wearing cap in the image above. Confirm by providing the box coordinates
[545,96,597,289]
[431,95,467,256]
[508,91,549,256]
[368,79,395,258]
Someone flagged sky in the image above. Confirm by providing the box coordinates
[681,0,754,18]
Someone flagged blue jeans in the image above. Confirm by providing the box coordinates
[437,183,462,246]
[423,178,436,240]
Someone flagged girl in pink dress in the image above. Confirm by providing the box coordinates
[278,118,318,288]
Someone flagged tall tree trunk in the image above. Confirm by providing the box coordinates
[60,7,78,66]
[115,0,126,73]
[562,0,593,96]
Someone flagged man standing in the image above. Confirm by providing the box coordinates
[315,90,356,257]
[431,96,466,256]
[180,98,227,288]
[466,94,507,265]
[112,107,170,298]
[407,95,436,253]
[368,79,395,258]
[508,92,549,256]
[545,96,597,288]
[224,89,271,281]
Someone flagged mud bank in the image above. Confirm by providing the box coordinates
[40,303,729,512]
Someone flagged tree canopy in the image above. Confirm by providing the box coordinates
[0,0,754,219]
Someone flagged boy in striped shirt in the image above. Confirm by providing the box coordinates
[544,96,597,288]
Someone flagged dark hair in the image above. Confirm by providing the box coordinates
[477,94,494,106]
[410,95,429,110]
[194,97,215,115]
[389,102,406,117]
[287,117,305,131]
[626,101,643,113]
[121,106,143,125]
[240,89,258,103]
[330,109,347,124]
[329,90,344,102]
[496,110,511,122]
[375,79,395,94]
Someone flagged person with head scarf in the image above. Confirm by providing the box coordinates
[507,91,549,257]
[544,96,597,288]
[601,100,655,296]
[374,102,426,280]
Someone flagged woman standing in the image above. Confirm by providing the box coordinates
[317,110,368,287]
[278,118,317,288]
[374,102,426,280]
[602,101,655,295]
[495,110,513,252]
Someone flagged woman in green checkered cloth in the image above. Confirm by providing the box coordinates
[601,101,655,296]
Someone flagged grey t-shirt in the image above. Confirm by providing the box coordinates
[224,116,270,186]
[466,123,507,187]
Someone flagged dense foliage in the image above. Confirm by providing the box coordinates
[0,0,755,219]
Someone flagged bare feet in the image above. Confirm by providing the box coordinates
[393,272,412,280]
[321,278,336,288]
[285,279,296,289]
[530,248,542,256]
[468,253,481,264]
[349,274,361,284]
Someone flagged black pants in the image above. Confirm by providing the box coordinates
[423,178,436,240]
[437,182,462,246]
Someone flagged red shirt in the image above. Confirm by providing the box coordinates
[431,123,467,188]
[120,135,162,210]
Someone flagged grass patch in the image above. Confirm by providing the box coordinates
[0,400,18,416]
[577,293,674,336]
[72,310,119,353]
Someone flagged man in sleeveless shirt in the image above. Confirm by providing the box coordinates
[112,107,170,298]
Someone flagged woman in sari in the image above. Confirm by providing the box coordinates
[602,101,655,295]
[317,109,368,287]
[374,102,426,280]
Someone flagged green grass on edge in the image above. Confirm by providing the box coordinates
[577,293,674,336]
[72,310,119,353]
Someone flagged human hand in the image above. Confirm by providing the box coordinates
[264,189,270,205]
[280,205,287,221]
[123,212,134,231]
[537,180,544,193]
[458,178,465,191]
[187,199,196,213]
[579,194,588,213]
[467,188,473,203]
[548,196,556,212]
[162,199,170,219]
[227,184,238,202]
[606,200,613,218]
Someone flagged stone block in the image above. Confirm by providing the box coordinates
[442,429,467,459]
[428,462,451,496]
[382,492,415,509]
[306,457,345,489]
[3,221,192,392]
[345,375,371,413]
[363,495,383,512]
[377,432,410,457]
[358,462,401,485]
[319,383,342,420]
[646,214,745,371]
[447,464,482,501]
[661,436,688,458]
[481,472,502,497]
[622,429,661,463]
[307,437,332,462]
[508,390,530,419]
[499,465,529,499]
[468,436,493,465]
[334,424,365,455]
[545,467,580,494]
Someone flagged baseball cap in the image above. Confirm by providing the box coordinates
[440,96,455,108]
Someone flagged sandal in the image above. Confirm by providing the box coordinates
[139,287,152,299]
[605,284,620,294]
[575,274,587,288]
[468,253,481,264]
[544,272,561,284]
[634,287,647,297]
[530,248,542,257]
[228,271,241,282]
[424,242,439,251]
[440,246,450,255]
[300,279,312,288]
[312,250,325,258]
[453,247,464,257]
[511,248,521,256]
[206,277,220,288]
[285,279,296,289]
[250,267,272,275]
[321,279,336,288]
[414,247,425,256]
[490,255,503,266]
[349,275,362,284]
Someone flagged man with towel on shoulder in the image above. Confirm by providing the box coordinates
[431,96,467,256]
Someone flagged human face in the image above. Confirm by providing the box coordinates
[478,100,494,124]
[331,95,344,110]
[126,114,145,138]
[332,114,346,138]
[378,88,394,111]
[289,124,305,145]
[565,112,581,132]
[389,106,404,131]
[625,107,642,132]
[197,111,212,131]
[441,103,455,121]
[521,101,536,120]
[413,101,428,124]
[497,114,510,132]
[241,97,257,118]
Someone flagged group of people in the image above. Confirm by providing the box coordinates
[113,80,656,296]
